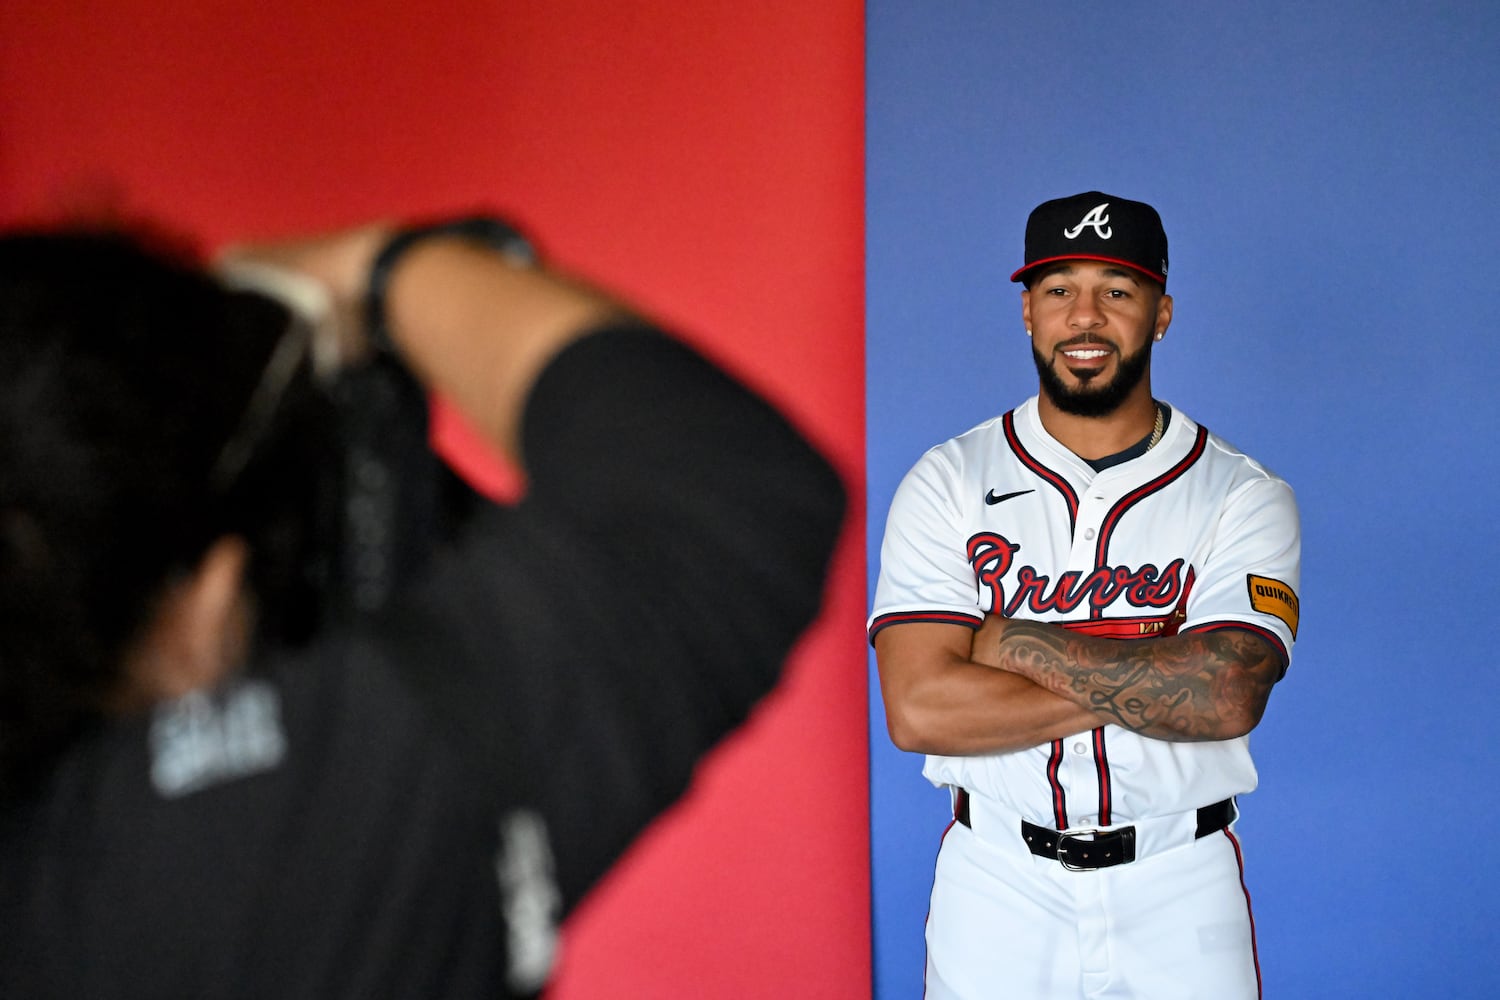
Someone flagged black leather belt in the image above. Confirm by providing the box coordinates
[954,789,1236,871]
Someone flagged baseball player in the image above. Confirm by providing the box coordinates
[870,192,1301,999]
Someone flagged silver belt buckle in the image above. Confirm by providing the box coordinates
[1056,825,1135,870]
[1055,828,1101,872]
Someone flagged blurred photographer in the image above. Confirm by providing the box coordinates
[0,219,844,998]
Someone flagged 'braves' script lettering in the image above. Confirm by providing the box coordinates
[966,531,1185,618]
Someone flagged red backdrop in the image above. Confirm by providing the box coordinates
[0,3,868,995]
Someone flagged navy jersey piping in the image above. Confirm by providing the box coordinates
[1084,426,1207,825]
[867,610,982,644]
[1182,620,1291,676]
[1003,411,1077,534]
[1092,426,1208,616]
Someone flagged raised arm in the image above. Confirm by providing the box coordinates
[873,620,1101,756]
[228,219,846,911]
[974,616,1283,741]
[220,221,626,463]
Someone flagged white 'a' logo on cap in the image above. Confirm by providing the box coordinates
[1063,203,1112,240]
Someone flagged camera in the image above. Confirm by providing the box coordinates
[215,259,470,639]
[215,219,534,640]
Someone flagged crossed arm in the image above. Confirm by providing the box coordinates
[874,616,1282,757]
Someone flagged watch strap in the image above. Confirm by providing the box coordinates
[363,216,536,354]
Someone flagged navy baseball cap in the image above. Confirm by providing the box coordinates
[1010,191,1169,288]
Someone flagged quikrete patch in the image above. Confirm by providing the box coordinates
[1246,575,1299,638]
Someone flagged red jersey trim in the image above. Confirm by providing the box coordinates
[1003,410,1079,531]
[868,609,983,644]
[1181,620,1291,675]
[1092,426,1209,610]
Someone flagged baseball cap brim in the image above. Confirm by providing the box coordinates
[1010,253,1167,286]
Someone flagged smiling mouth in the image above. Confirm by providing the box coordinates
[1060,347,1112,361]
[1054,341,1114,382]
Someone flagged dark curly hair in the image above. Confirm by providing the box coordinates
[0,228,328,800]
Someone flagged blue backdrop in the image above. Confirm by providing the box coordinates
[865,2,1500,996]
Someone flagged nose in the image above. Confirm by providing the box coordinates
[1068,295,1104,331]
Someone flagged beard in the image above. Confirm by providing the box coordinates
[1032,336,1153,418]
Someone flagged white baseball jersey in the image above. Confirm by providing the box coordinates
[870,396,1301,829]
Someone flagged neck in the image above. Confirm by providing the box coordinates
[1036,390,1159,461]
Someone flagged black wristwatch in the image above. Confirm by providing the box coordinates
[363,215,537,355]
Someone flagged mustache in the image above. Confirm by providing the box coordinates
[1055,333,1117,351]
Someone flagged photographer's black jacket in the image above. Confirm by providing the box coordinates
[0,328,845,999]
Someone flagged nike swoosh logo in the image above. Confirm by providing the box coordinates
[985,488,1034,505]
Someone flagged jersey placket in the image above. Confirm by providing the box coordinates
[1054,484,1114,831]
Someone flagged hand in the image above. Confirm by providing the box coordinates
[216,222,396,369]
[969,613,1015,669]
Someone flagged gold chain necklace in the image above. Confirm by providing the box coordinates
[1146,403,1164,451]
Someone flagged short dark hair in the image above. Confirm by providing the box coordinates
[0,229,324,799]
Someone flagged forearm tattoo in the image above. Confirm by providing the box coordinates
[994,621,1281,741]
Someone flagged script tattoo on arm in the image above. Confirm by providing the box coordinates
[991,620,1282,742]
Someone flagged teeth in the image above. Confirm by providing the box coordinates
[1063,349,1110,359]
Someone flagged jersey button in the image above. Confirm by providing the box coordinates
[1072,742,1088,755]
[1083,528,1096,540]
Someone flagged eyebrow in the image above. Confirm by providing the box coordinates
[1099,266,1142,284]
[1033,263,1141,285]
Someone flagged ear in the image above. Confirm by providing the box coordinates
[120,536,250,707]
[1154,292,1174,340]
[1021,288,1033,333]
